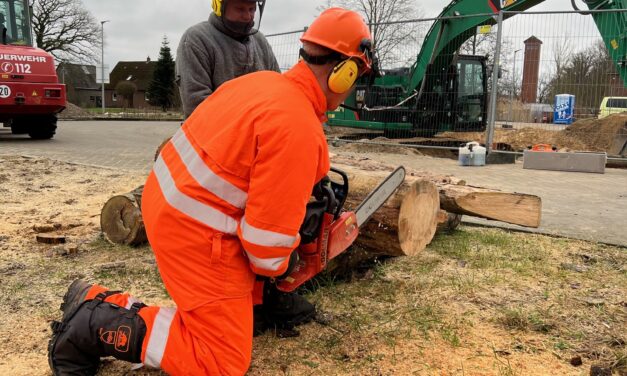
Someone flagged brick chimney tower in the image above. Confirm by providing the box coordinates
[521,36,542,104]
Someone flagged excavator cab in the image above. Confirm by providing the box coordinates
[453,55,488,131]
[0,0,31,46]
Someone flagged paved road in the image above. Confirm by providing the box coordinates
[0,120,180,171]
[2,120,626,246]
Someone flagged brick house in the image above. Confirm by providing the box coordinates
[56,63,102,108]
[104,58,156,109]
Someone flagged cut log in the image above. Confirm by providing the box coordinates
[438,185,541,228]
[346,178,440,257]
[36,234,66,244]
[331,155,541,228]
[398,179,441,255]
[100,185,147,246]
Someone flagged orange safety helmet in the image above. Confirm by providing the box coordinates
[300,8,375,71]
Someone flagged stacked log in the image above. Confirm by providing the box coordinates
[330,155,541,256]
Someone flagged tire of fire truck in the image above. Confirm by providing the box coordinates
[10,118,29,135]
[11,115,57,139]
[27,115,57,140]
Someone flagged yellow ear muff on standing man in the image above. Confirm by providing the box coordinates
[212,0,223,17]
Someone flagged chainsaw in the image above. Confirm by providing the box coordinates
[276,166,406,292]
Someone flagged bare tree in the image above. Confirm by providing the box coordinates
[542,40,615,116]
[549,37,573,94]
[318,0,425,69]
[115,81,136,110]
[32,0,101,63]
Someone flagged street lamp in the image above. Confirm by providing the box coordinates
[100,20,109,115]
[508,49,522,126]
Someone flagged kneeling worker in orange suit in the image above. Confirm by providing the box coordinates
[48,7,376,375]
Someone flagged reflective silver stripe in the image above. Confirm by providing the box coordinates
[124,297,141,310]
[154,156,238,234]
[171,130,247,209]
[245,251,289,272]
[240,216,298,247]
[144,307,176,368]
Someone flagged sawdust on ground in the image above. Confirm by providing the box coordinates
[0,155,625,376]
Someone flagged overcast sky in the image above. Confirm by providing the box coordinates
[83,0,573,71]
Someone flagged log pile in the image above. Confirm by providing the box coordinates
[329,155,541,256]
[100,154,542,258]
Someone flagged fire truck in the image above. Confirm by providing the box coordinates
[0,0,65,139]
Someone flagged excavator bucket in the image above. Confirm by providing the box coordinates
[609,123,627,157]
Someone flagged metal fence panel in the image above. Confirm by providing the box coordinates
[265,9,627,162]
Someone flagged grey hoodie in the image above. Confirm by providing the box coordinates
[176,13,280,118]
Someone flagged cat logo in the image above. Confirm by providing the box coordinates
[32,91,38,97]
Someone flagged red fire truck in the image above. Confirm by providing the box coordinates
[1,0,65,139]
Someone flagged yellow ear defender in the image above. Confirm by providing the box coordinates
[327,59,360,94]
[298,48,363,94]
[212,0,223,17]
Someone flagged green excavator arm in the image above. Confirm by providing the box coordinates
[409,0,626,98]
[327,0,627,134]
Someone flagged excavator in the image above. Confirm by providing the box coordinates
[327,0,627,137]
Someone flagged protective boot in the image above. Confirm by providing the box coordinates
[48,281,147,376]
[260,284,316,330]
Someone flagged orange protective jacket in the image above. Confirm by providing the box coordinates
[142,61,330,311]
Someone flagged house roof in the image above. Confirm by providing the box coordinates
[56,63,99,90]
[106,60,156,91]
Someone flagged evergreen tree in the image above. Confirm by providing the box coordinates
[148,36,176,111]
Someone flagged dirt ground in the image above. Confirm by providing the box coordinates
[0,155,625,376]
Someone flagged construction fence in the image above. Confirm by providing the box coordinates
[266,9,627,161]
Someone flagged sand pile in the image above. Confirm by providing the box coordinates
[438,113,627,153]
[58,102,92,119]
[555,113,627,152]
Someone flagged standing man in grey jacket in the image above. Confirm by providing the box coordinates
[175,0,317,335]
[176,0,280,118]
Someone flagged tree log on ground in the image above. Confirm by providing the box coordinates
[331,155,541,228]
[99,155,541,258]
[100,185,147,246]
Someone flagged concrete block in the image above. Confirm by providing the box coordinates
[523,150,606,174]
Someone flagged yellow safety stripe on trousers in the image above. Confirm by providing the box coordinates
[153,155,239,234]
[170,129,248,209]
[143,307,176,368]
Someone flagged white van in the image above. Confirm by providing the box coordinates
[599,97,627,119]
